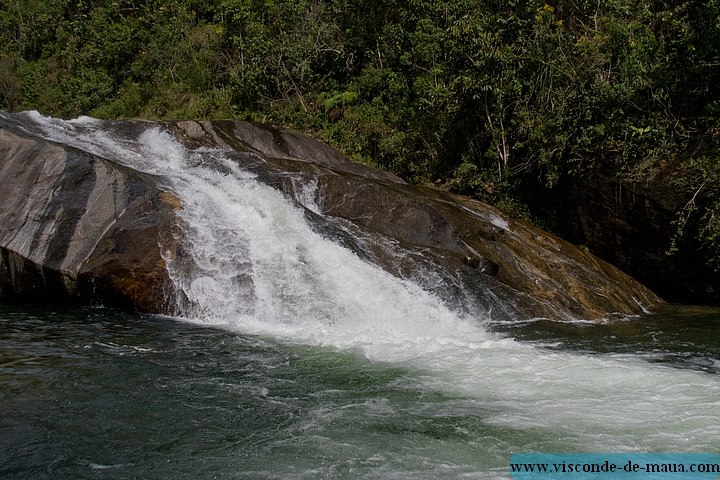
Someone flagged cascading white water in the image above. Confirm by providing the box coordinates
[23,112,720,452]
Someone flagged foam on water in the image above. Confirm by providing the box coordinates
[21,112,720,452]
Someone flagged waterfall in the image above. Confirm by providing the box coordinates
[19,111,720,452]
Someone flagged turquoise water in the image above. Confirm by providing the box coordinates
[1,304,719,479]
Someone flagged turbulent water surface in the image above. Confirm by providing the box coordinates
[1,305,720,479]
[1,113,720,478]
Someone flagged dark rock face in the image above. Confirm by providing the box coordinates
[0,124,180,311]
[550,174,720,305]
[0,113,662,320]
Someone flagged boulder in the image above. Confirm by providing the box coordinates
[0,113,662,320]
[171,120,662,320]
[0,122,180,311]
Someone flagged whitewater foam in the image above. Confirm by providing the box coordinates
[19,112,720,452]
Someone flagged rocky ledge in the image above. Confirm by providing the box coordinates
[0,112,661,320]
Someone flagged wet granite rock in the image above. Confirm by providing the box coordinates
[173,120,662,320]
[0,124,180,311]
[0,113,662,320]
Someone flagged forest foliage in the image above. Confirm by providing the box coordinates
[1,0,719,268]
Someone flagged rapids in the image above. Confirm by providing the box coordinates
[1,112,719,478]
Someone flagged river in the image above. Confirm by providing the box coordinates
[1,113,719,478]
[1,304,719,479]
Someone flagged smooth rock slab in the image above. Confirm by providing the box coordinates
[0,113,662,320]
[0,123,180,311]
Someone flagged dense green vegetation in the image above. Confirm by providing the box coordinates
[1,0,719,270]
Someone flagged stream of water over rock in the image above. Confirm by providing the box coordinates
[1,113,719,479]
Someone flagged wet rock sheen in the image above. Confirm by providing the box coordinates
[0,115,661,320]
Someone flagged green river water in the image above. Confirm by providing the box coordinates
[1,304,719,479]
